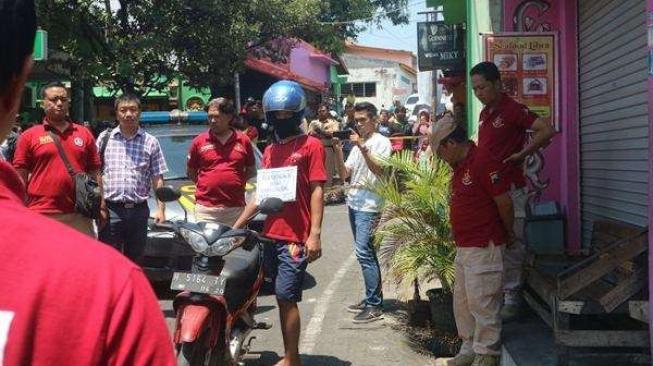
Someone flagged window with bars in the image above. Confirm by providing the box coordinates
[342,82,376,97]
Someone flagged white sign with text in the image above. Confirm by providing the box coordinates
[256,166,298,204]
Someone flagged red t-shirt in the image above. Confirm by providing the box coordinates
[450,145,511,248]
[0,161,175,366]
[478,94,538,187]
[245,125,259,142]
[13,121,102,214]
[261,135,326,243]
[187,129,255,208]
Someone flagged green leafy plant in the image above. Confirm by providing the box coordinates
[370,150,455,297]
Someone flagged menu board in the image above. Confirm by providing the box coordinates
[483,33,558,130]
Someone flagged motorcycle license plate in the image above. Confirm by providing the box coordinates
[170,272,227,295]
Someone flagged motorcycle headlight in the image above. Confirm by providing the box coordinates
[179,227,209,254]
[205,236,247,257]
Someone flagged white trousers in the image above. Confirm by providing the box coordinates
[454,243,504,356]
[194,204,244,227]
[503,186,528,305]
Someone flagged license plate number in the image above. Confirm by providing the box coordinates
[170,272,226,295]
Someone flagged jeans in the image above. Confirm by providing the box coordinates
[348,207,383,307]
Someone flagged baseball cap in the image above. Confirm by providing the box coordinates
[430,114,457,148]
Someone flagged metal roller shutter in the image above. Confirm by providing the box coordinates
[578,0,648,246]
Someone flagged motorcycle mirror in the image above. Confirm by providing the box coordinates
[259,197,283,215]
[155,186,181,202]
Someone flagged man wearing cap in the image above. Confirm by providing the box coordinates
[431,117,514,366]
[470,61,555,321]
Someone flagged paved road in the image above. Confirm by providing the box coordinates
[159,204,436,366]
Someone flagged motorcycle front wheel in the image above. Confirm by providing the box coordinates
[176,330,228,366]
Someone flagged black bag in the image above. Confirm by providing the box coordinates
[49,132,102,219]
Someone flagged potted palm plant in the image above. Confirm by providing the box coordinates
[370,150,459,355]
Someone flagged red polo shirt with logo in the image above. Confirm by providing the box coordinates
[261,135,326,243]
[13,121,101,214]
[0,160,176,365]
[450,144,512,248]
[478,94,538,187]
[188,129,255,208]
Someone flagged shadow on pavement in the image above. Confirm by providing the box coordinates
[247,351,352,365]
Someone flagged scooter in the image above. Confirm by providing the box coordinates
[155,186,282,366]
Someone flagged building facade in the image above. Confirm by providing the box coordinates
[341,44,418,110]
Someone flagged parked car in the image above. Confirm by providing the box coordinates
[141,123,262,282]
[404,93,421,117]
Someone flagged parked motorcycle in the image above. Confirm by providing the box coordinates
[155,186,282,366]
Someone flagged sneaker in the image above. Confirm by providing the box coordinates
[346,300,366,314]
[445,352,475,366]
[500,303,519,322]
[471,354,498,366]
[352,306,383,323]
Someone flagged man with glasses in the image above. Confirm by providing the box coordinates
[13,82,102,236]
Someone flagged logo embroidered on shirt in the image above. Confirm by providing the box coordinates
[39,135,54,145]
[200,144,215,153]
[462,169,472,186]
[73,137,84,147]
[492,116,505,128]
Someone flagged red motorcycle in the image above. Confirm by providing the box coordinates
[156,187,282,366]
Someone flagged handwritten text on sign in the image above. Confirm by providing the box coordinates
[256,166,298,204]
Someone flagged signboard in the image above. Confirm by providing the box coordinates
[256,166,297,204]
[417,22,465,71]
[483,32,558,130]
[33,29,47,61]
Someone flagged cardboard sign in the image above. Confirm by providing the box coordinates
[256,166,297,204]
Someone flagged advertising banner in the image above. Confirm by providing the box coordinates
[417,22,465,71]
[483,32,558,130]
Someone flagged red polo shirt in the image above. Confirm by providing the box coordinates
[0,160,176,365]
[13,121,101,214]
[261,135,326,243]
[450,144,511,248]
[478,94,538,187]
[188,129,255,208]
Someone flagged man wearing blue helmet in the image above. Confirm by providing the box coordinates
[234,80,326,366]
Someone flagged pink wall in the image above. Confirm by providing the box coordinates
[647,0,653,352]
[289,42,332,86]
[503,0,581,252]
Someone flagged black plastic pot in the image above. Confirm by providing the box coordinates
[426,288,457,334]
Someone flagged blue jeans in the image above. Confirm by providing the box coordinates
[348,207,383,307]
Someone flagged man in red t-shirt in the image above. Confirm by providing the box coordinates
[234,81,325,366]
[0,2,176,364]
[432,118,514,366]
[471,61,555,320]
[13,82,102,237]
[188,97,255,226]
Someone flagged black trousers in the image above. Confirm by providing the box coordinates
[99,201,149,264]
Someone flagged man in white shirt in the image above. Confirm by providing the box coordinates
[334,102,392,324]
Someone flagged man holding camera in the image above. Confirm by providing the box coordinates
[334,102,391,323]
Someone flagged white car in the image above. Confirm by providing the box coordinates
[404,93,421,116]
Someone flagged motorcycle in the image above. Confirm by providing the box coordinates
[155,186,282,366]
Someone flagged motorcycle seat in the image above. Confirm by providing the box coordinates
[221,244,261,311]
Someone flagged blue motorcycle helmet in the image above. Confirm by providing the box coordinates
[262,80,306,140]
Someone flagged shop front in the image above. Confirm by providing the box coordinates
[431,0,652,362]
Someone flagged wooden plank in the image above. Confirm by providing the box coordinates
[525,268,555,309]
[523,291,553,328]
[572,353,650,365]
[557,301,586,315]
[556,330,650,348]
[599,270,646,312]
[557,233,647,299]
[629,301,650,323]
